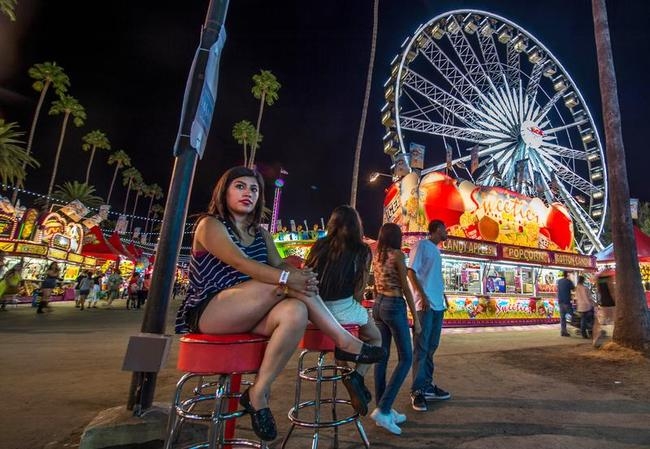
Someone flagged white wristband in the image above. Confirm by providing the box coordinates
[279,270,290,285]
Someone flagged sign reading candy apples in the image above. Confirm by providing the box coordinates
[383,172,576,252]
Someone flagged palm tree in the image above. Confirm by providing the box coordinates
[232,120,261,167]
[592,0,650,348]
[129,181,146,232]
[350,0,379,208]
[0,0,17,21]
[52,181,104,208]
[150,203,164,221]
[45,94,86,206]
[106,150,131,206]
[143,183,164,235]
[0,120,39,189]
[121,167,142,214]
[11,62,69,203]
[248,70,280,168]
[81,130,111,184]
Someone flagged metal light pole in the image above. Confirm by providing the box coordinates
[125,0,230,415]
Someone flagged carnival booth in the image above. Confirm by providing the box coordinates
[595,225,650,307]
[0,203,98,303]
[383,172,596,327]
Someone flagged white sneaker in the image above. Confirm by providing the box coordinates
[370,408,401,435]
[390,408,407,424]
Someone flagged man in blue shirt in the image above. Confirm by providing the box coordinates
[407,219,451,411]
[557,271,575,336]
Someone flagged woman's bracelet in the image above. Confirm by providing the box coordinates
[278,270,290,295]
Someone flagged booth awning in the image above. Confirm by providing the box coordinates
[596,226,650,263]
[81,227,121,261]
[108,232,135,260]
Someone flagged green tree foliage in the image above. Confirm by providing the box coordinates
[52,181,104,209]
[0,120,39,187]
[81,130,111,184]
[232,120,261,167]
[45,94,86,204]
[248,70,280,168]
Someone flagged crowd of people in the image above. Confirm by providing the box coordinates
[175,166,453,440]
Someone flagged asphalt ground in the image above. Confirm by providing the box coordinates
[1,299,649,449]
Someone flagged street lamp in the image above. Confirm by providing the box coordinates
[369,172,393,183]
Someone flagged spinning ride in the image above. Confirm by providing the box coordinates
[382,10,607,253]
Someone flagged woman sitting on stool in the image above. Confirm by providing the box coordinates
[175,166,386,442]
[304,205,382,416]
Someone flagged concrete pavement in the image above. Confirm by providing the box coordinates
[1,299,648,449]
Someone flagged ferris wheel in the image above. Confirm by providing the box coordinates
[382,10,607,253]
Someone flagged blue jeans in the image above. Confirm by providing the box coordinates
[411,308,444,393]
[372,295,413,414]
[559,302,573,335]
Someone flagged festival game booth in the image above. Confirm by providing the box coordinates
[383,172,596,327]
[0,203,98,303]
[595,225,650,307]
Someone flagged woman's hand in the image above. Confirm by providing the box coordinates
[287,269,319,295]
[413,319,422,335]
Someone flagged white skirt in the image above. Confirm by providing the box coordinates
[325,296,369,326]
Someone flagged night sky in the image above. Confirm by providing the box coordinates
[1,0,648,243]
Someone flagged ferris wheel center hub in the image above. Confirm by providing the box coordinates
[520,120,544,149]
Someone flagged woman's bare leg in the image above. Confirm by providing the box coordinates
[246,298,308,409]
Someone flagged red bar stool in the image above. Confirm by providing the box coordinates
[281,323,369,449]
[164,333,269,449]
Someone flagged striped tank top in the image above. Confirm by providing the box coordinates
[175,216,268,334]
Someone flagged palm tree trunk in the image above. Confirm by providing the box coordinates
[106,165,120,206]
[592,0,650,348]
[243,141,248,168]
[123,181,132,214]
[143,195,155,237]
[85,146,96,184]
[129,193,141,232]
[45,112,70,208]
[350,0,379,208]
[12,81,50,204]
[249,92,266,169]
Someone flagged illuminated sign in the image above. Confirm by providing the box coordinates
[441,237,498,258]
[68,253,84,263]
[553,252,595,269]
[48,247,68,261]
[0,240,15,252]
[51,233,71,250]
[502,245,551,264]
[40,212,66,243]
[84,256,97,266]
[0,214,16,239]
[15,242,48,256]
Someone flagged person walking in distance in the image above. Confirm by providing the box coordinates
[38,261,60,314]
[408,220,451,411]
[557,271,575,337]
[370,222,421,434]
[106,267,123,307]
[575,275,595,339]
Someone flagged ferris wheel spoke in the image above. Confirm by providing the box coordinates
[402,69,480,126]
[534,88,567,123]
[400,116,512,143]
[417,36,482,104]
[539,143,587,160]
[543,118,589,135]
[477,28,507,88]
[536,152,599,195]
[444,17,494,93]
[525,59,545,105]
[505,41,521,88]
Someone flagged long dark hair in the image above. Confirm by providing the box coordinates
[305,205,370,299]
[376,222,402,264]
[200,166,265,238]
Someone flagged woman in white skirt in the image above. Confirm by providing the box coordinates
[304,205,382,416]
